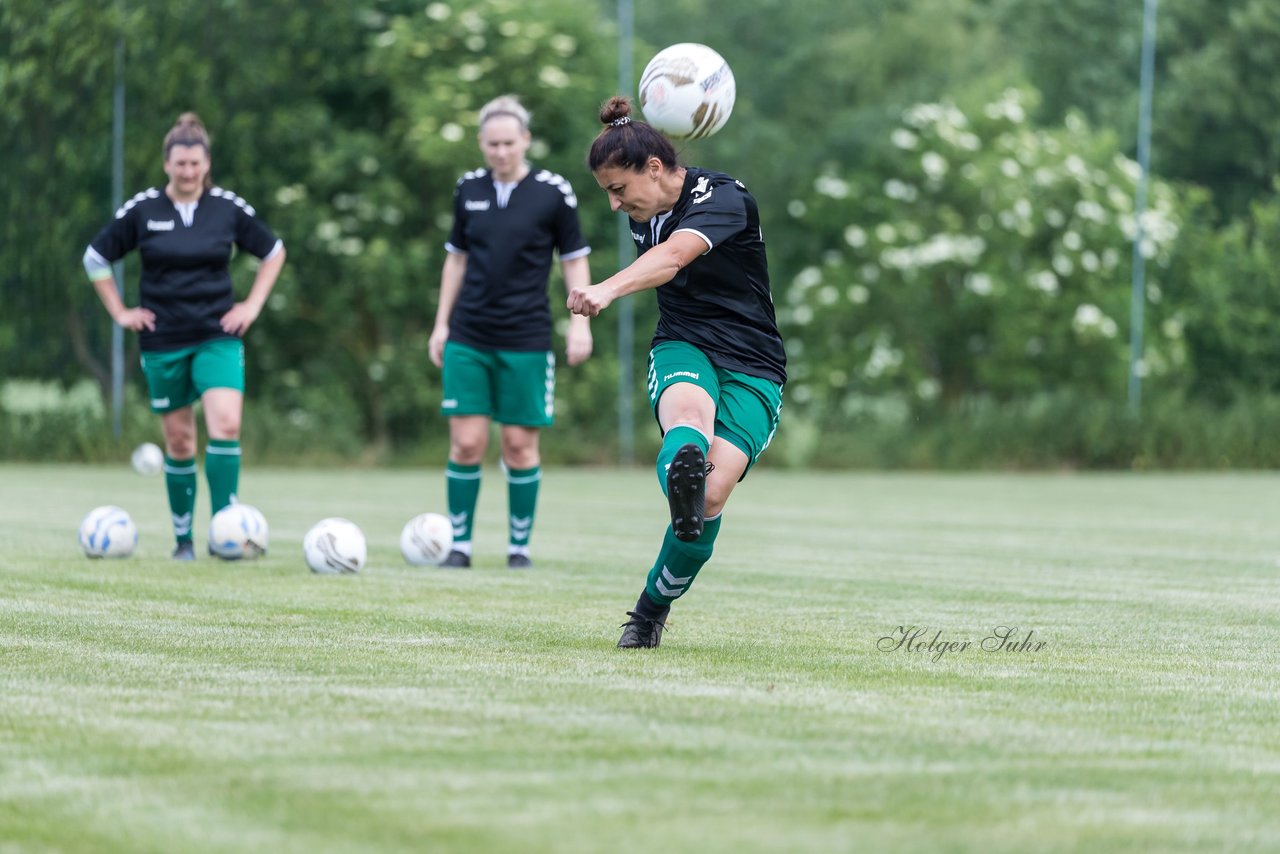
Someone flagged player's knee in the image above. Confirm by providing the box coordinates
[165,436,196,458]
[207,414,241,440]
[450,438,487,465]
[666,416,714,439]
[705,495,728,518]
[503,449,539,469]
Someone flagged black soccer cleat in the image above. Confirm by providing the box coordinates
[618,609,669,648]
[172,541,196,561]
[440,549,472,569]
[666,443,707,542]
[506,553,533,569]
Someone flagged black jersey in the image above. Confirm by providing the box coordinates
[445,166,590,351]
[88,186,281,351]
[634,167,786,384]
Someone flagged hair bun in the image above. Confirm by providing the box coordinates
[599,95,634,127]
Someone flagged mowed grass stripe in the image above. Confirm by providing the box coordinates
[1,465,1278,852]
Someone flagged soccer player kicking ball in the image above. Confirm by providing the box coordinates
[83,112,285,561]
[568,97,786,648]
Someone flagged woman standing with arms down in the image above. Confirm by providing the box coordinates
[430,95,593,569]
[568,97,786,648]
[83,112,286,560]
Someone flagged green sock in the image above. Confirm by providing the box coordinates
[205,439,241,515]
[447,461,482,547]
[655,425,710,496]
[164,455,197,544]
[644,514,723,605]
[506,464,540,550]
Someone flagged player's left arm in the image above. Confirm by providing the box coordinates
[566,231,706,319]
[221,241,286,336]
[560,255,593,366]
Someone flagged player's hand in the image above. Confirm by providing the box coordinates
[220,301,261,337]
[565,323,593,367]
[428,326,448,368]
[114,306,156,332]
[566,284,613,318]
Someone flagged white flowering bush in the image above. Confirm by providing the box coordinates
[781,86,1187,419]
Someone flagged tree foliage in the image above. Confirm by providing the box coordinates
[781,86,1186,424]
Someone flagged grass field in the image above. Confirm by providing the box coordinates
[2,463,1278,853]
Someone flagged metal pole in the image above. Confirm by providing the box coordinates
[111,7,126,437]
[1128,0,1157,415]
[616,0,635,464]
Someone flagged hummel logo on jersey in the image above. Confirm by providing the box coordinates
[464,200,491,211]
[664,371,700,382]
[691,176,713,204]
[632,230,646,243]
[147,219,176,231]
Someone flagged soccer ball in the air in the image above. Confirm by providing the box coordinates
[209,503,269,560]
[131,442,164,476]
[79,505,138,558]
[400,512,453,566]
[638,42,736,139]
[303,517,367,574]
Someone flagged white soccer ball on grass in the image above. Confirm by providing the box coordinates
[79,505,138,558]
[130,442,164,476]
[400,512,454,566]
[303,517,367,574]
[638,42,736,140]
[209,502,269,560]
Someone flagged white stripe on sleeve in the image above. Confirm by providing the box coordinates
[83,246,113,281]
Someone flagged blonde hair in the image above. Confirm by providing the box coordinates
[478,95,530,131]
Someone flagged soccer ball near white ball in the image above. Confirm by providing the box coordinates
[79,505,138,558]
[400,512,454,566]
[638,42,736,139]
[208,502,269,560]
[303,517,367,574]
[131,442,164,476]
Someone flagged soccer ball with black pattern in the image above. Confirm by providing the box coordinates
[639,43,736,140]
[303,517,367,574]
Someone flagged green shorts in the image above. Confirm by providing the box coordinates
[139,338,245,414]
[647,340,783,474]
[441,340,555,427]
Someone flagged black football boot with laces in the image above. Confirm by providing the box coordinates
[617,594,671,648]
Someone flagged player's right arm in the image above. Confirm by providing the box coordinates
[566,231,706,319]
[429,249,467,368]
[88,273,156,332]
[82,212,155,331]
